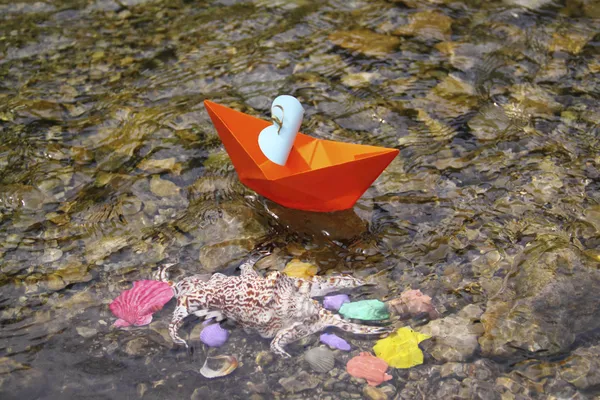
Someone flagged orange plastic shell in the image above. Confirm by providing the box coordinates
[204,100,399,212]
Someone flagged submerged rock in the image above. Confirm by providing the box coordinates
[550,30,594,55]
[559,345,600,390]
[0,361,45,400]
[39,248,63,263]
[394,10,453,41]
[149,175,180,197]
[479,248,600,360]
[279,370,320,393]
[198,240,254,272]
[418,304,484,362]
[55,263,93,285]
[255,351,275,369]
[363,385,389,400]
[341,72,380,88]
[123,335,169,357]
[328,30,400,57]
[137,157,182,175]
[510,84,562,117]
[0,357,29,375]
[468,104,514,142]
[504,0,553,9]
[76,326,97,338]
[185,203,267,271]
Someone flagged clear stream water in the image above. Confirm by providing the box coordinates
[1,0,600,399]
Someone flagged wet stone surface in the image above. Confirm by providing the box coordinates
[1,0,600,399]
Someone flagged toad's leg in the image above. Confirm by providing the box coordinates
[269,306,390,358]
[203,310,225,322]
[239,251,271,278]
[155,263,176,284]
[239,260,260,278]
[169,298,191,347]
[270,311,391,356]
[270,320,322,358]
[295,275,371,297]
[318,308,392,335]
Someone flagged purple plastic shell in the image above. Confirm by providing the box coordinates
[320,333,351,351]
[200,323,229,347]
[323,294,350,311]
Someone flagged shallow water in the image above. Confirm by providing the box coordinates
[1,0,600,399]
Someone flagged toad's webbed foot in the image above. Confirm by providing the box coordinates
[192,309,225,322]
[295,274,370,297]
[270,343,292,358]
[238,250,271,277]
[155,263,177,283]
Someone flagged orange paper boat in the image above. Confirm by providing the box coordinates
[204,100,399,212]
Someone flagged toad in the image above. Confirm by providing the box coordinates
[157,255,390,357]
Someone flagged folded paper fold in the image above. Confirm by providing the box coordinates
[204,100,399,212]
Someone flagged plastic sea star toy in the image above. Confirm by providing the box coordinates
[157,255,390,357]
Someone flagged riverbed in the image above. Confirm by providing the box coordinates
[1,0,600,399]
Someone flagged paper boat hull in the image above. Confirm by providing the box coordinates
[204,100,399,212]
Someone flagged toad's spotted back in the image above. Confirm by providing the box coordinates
[157,256,391,357]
